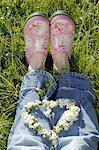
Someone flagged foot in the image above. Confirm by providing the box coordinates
[24,14,49,71]
[50,15,75,72]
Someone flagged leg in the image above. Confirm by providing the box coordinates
[55,72,99,150]
[7,70,57,150]
[7,12,56,150]
[50,10,99,149]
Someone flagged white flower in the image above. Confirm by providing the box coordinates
[42,99,49,107]
[5,53,8,56]
[65,111,76,121]
[24,101,41,109]
[57,119,65,126]
[64,125,70,131]
[49,100,57,108]
[52,138,58,149]
[50,131,58,141]
[65,113,75,122]
[70,105,80,112]
[21,111,29,120]
[58,99,66,108]
[24,102,33,109]
[79,16,83,20]
[28,119,34,125]
[29,124,34,128]
[7,12,10,16]
[44,109,52,117]
[6,6,9,9]
[32,122,40,130]
[22,112,34,125]
[1,17,4,19]
[54,126,61,133]
[41,129,51,138]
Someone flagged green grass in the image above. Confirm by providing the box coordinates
[0,0,99,149]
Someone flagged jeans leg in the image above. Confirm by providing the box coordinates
[54,72,99,150]
[7,70,57,150]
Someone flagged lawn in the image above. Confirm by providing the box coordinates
[0,0,99,149]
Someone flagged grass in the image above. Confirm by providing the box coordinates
[0,0,99,149]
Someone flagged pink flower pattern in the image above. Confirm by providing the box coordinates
[24,16,49,64]
[51,16,75,58]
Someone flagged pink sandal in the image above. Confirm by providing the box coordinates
[50,10,75,61]
[24,12,49,65]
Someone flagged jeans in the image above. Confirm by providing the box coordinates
[7,70,99,150]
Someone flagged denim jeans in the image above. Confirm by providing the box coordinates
[7,70,99,150]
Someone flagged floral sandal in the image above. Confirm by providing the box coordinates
[50,10,75,70]
[24,12,49,66]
